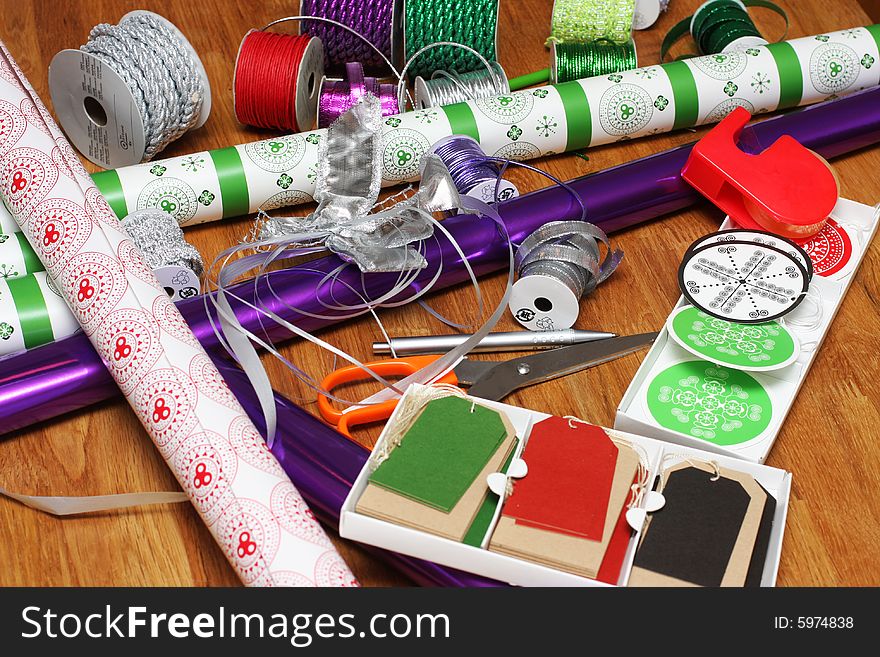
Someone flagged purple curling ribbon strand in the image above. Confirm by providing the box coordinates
[1,87,879,436]
[318,62,400,128]
[301,0,397,71]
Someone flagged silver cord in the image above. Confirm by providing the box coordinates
[416,62,510,108]
[122,209,204,276]
[81,13,204,160]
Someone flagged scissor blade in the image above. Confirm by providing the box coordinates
[466,332,659,402]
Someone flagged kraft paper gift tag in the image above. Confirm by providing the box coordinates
[502,417,618,541]
[629,462,774,587]
[488,440,641,579]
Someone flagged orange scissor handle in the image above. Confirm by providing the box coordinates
[317,355,459,437]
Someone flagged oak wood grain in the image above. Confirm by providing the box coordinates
[0,0,877,587]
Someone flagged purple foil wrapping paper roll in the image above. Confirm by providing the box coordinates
[1,89,879,584]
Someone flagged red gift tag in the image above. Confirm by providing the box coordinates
[503,416,618,541]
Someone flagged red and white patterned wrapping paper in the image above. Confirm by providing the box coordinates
[0,42,357,588]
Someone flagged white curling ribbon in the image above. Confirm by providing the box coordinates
[0,486,188,516]
[0,42,356,587]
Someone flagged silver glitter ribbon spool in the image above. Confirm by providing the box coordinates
[509,221,622,331]
[122,209,204,300]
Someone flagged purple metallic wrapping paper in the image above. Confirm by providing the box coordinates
[0,90,878,584]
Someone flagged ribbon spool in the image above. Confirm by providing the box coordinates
[414,62,510,109]
[661,0,788,61]
[300,0,402,71]
[509,222,622,331]
[546,0,636,46]
[318,62,400,128]
[431,135,519,203]
[49,11,211,168]
[121,209,204,301]
[403,0,500,78]
[233,29,325,133]
[633,0,670,30]
[550,40,638,83]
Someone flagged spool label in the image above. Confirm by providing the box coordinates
[48,50,147,169]
[154,265,200,301]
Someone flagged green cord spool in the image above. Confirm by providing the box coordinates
[551,40,638,83]
[403,0,500,78]
[661,0,789,61]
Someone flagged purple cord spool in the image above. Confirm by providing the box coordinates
[301,0,400,72]
[318,62,400,128]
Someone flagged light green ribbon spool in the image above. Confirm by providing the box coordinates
[547,0,636,46]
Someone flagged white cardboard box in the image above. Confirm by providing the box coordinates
[615,198,880,463]
[340,386,791,587]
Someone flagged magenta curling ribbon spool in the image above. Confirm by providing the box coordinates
[301,0,399,72]
[318,62,400,128]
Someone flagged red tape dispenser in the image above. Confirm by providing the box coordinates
[682,107,838,239]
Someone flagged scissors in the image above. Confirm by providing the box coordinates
[317,332,658,438]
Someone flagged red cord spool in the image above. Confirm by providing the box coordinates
[233,30,325,131]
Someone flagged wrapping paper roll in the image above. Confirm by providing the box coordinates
[93,25,880,225]
[0,271,79,355]
[0,42,355,587]
[1,202,18,232]
[0,229,42,280]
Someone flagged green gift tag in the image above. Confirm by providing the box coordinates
[646,361,773,445]
[667,305,799,371]
[369,396,509,512]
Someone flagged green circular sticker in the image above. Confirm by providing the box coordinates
[646,360,772,445]
[667,306,799,371]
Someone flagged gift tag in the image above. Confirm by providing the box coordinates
[689,228,814,282]
[645,360,773,445]
[667,305,800,372]
[678,241,810,323]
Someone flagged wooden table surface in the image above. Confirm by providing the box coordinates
[1,0,878,587]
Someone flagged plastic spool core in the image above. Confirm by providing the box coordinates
[83,96,108,127]
[633,0,662,30]
[509,274,580,331]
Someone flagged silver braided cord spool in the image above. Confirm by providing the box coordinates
[81,12,206,160]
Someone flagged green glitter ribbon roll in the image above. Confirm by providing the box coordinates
[404,0,500,78]
[92,25,880,227]
[552,40,638,83]
[547,0,636,46]
[661,0,789,61]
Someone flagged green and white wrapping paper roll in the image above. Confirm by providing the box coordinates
[93,25,880,227]
[0,231,42,281]
[0,271,80,355]
[0,202,18,233]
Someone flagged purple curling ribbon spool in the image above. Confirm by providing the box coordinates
[301,0,401,72]
[318,62,400,128]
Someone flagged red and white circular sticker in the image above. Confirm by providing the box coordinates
[795,218,857,279]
